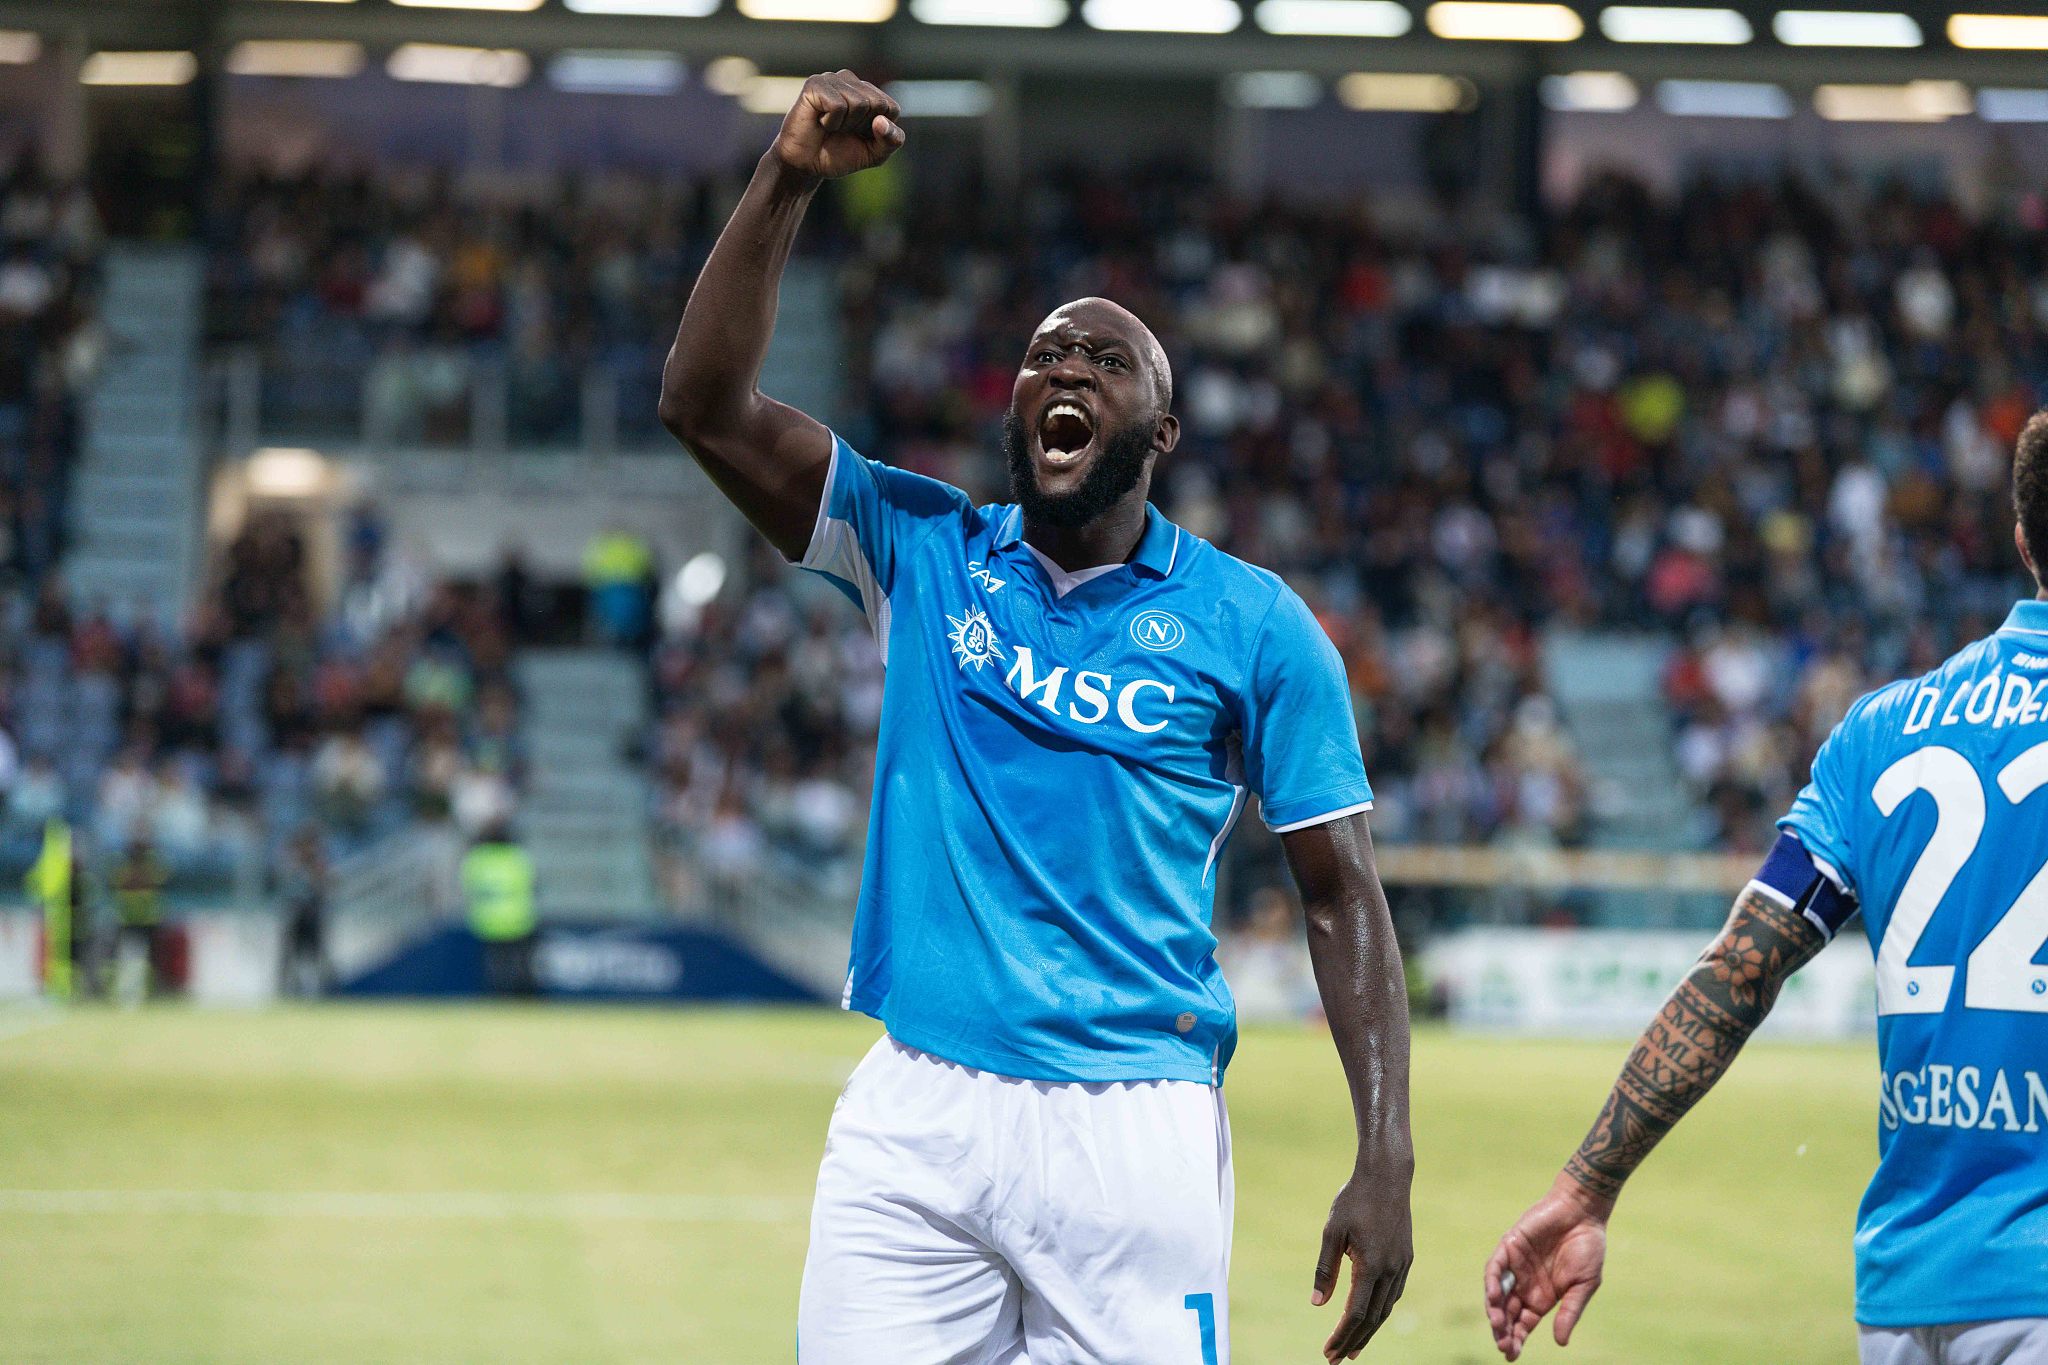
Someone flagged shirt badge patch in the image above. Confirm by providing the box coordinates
[1129,609,1187,653]
[946,605,1006,672]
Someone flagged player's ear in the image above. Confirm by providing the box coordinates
[2019,522,2037,581]
[1155,412,1180,456]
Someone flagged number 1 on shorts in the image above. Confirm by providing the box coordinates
[1184,1292,1219,1365]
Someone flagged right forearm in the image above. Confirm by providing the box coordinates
[659,153,818,439]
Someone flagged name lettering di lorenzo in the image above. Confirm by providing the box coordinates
[1904,669,2048,736]
[1004,647,1175,734]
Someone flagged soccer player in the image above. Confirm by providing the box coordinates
[1483,412,2048,1363]
[660,71,1413,1364]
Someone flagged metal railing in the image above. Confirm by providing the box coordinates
[213,343,669,459]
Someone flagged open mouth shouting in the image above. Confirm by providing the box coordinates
[1038,399,1096,469]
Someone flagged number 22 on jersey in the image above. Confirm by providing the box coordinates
[1873,742,2048,1015]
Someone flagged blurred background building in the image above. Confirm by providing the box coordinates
[0,0,2042,1005]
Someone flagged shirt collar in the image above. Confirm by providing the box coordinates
[2000,599,2048,637]
[995,503,1182,581]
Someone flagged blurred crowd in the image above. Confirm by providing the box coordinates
[0,506,525,904]
[0,157,102,588]
[42,151,2048,930]
[825,165,2041,860]
[205,167,732,447]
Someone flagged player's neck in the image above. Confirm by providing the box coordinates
[1023,494,1149,573]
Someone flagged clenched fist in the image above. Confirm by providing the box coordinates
[771,70,905,182]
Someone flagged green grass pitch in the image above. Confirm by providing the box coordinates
[0,1004,1873,1363]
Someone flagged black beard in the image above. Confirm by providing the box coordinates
[1002,408,1154,529]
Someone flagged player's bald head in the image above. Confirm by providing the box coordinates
[1030,297,1173,413]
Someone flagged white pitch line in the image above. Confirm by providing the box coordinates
[0,1189,806,1222]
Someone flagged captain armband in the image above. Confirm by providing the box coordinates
[1748,832,1857,940]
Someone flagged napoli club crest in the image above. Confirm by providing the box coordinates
[946,605,1005,672]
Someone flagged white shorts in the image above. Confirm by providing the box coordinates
[798,1035,1234,1365]
[1861,1319,2048,1365]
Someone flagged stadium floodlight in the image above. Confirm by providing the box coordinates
[702,55,759,94]
[1081,0,1244,32]
[548,50,687,94]
[1949,13,2048,47]
[737,0,897,18]
[676,553,728,608]
[0,31,41,63]
[910,0,1069,24]
[1337,71,1478,110]
[1979,86,2048,120]
[80,51,197,85]
[565,0,721,12]
[391,0,543,10]
[737,74,811,112]
[1772,9,1921,45]
[1541,70,1638,110]
[1226,70,1324,107]
[1253,0,1414,35]
[1598,5,1751,41]
[226,41,366,78]
[1655,77,1791,115]
[1814,78,1968,119]
[246,448,330,499]
[887,79,995,116]
[387,43,530,87]
[1426,1,1584,40]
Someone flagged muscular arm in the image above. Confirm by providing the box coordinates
[1483,878,1831,1361]
[657,71,902,560]
[1282,813,1414,1361]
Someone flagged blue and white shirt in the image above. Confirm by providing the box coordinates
[797,434,1374,1085]
[1781,598,2048,1327]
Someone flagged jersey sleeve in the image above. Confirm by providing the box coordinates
[795,433,971,661]
[1242,587,1375,832]
[1778,718,1860,903]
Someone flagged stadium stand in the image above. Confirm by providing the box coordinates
[7,142,2042,938]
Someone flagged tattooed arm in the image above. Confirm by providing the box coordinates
[1481,879,1832,1361]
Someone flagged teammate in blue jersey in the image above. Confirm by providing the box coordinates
[1484,410,2048,1364]
[660,72,1413,1364]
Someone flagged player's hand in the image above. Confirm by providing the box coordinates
[1483,1174,1612,1361]
[770,70,905,183]
[1312,1163,1413,1360]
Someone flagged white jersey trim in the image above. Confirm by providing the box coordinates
[1203,785,1247,885]
[1265,799,1374,834]
[798,443,893,664]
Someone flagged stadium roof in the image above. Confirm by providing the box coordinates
[8,0,2048,87]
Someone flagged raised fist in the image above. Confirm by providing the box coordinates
[771,70,905,181]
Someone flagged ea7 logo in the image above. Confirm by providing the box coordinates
[968,560,1006,593]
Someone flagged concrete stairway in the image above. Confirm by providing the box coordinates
[1542,631,1705,851]
[64,244,206,628]
[515,649,660,918]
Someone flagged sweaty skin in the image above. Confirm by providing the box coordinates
[659,68,1413,1362]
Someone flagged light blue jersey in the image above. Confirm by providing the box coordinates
[796,434,1373,1085]
[1782,599,2048,1328]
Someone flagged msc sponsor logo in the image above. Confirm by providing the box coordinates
[1004,646,1176,734]
[1129,610,1186,653]
[946,605,1005,672]
[1879,1062,2048,1132]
